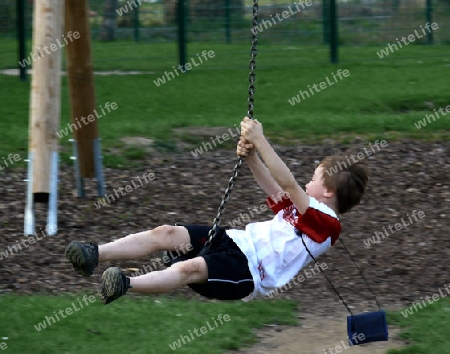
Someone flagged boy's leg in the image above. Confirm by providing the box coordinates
[65,225,191,277]
[99,225,191,261]
[99,257,208,304]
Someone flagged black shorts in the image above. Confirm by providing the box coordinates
[169,224,254,300]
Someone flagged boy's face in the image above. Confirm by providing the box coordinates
[305,165,333,202]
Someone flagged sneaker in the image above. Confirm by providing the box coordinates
[65,241,99,277]
[98,267,132,305]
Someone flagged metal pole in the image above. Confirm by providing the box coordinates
[17,0,27,81]
[24,152,35,235]
[426,0,433,44]
[329,0,338,64]
[225,0,231,44]
[178,0,187,70]
[323,0,329,45]
[134,2,140,42]
[47,151,59,235]
[392,0,399,12]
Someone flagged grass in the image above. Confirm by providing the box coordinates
[1,293,449,354]
[1,44,450,168]
[387,297,450,354]
[0,294,297,354]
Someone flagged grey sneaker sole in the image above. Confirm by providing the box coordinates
[99,267,125,305]
[64,241,97,277]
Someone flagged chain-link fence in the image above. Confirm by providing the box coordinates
[1,0,449,73]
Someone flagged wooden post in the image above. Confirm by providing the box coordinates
[65,0,98,178]
[28,0,64,202]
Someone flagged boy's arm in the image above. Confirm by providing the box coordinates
[239,117,309,213]
[237,136,284,198]
[246,151,284,199]
[255,137,309,214]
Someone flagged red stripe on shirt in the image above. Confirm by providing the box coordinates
[266,195,292,214]
[294,207,341,245]
[266,196,341,245]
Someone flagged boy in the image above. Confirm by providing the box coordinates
[65,117,368,304]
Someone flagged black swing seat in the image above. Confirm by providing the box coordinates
[347,310,388,345]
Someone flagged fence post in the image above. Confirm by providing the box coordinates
[426,0,433,44]
[323,0,329,44]
[178,0,187,69]
[17,0,27,81]
[329,0,338,64]
[134,3,139,42]
[225,0,231,44]
[392,0,399,12]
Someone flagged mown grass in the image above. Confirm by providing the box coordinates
[0,294,297,354]
[387,297,450,354]
[1,44,449,168]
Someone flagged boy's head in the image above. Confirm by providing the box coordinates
[306,152,369,214]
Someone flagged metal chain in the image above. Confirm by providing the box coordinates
[247,0,258,121]
[204,0,258,248]
[299,231,384,316]
[338,238,382,310]
[300,235,354,316]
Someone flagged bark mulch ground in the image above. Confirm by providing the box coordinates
[1,140,449,319]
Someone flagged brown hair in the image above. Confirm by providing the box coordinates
[320,152,369,214]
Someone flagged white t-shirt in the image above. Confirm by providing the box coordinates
[226,195,341,301]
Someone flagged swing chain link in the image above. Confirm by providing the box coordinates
[247,0,258,121]
[204,0,258,248]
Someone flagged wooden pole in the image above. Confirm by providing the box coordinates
[65,0,98,178]
[28,0,64,202]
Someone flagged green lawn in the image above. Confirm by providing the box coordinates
[1,44,449,168]
[0,294,297,354]
[1,293,449,353]
[2,40,450,71]
[387,297,450,354]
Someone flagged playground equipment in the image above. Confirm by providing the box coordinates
[65,0,105,198]
[24,0,64,236]
[24,0,105,236]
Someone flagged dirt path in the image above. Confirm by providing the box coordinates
[228,310,404,354]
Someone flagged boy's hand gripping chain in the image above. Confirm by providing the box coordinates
[204,0,258,248]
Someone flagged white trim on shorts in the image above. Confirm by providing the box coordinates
[208,278,254,284]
